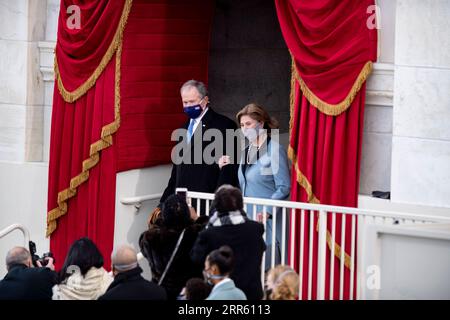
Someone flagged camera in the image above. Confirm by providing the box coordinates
[28,241,55,267]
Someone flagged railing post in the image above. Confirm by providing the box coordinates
[317,210,327,300]
[0,224,30,247]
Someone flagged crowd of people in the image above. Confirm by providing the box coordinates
[0,80,300,300]
[0,186,298,300]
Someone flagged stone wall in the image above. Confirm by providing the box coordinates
[390,0,450,207]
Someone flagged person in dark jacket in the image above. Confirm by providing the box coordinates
[98,245,166,300]
[0,246,57,300]
[139,194,208,300]
[178,277,212,300]
[152,80,239,219]
[191,185,266,300]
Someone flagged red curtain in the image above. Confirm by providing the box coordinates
[47,0,131,270]
[275,0,377,299]
[48,58,118,271]
[118,0,214,171]
[55,0,126,92]
[47,0,214,270]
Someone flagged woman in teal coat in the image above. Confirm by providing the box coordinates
[219,103,291,270]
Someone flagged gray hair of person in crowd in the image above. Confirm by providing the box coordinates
[111,244,139,275]
[213,184,244,214]
[180,79,208,99]
[6,247,32,270]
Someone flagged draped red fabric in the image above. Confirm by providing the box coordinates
[118,0,214,171]
[48,0,214,270]
[48,59,117,270]
[48,0,129,270]
[276,0,377,104]
[289,88,366,299]
[56,0,126,91]
[275,0,377,299]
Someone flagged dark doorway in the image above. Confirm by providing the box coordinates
[208,0,291,134]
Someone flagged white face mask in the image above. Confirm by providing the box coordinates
[242,123,263,142]
[203,269,225,285]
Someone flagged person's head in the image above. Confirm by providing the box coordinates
[184,278,212,300]
[180,80,209,119]
[236,103,279,141]
[204,246,234,285]
[5,247,32,270]
[111,244,138,276]
[265,265,299,300]
[212,185,243,214]
[160,194,192,230]
[59,237,104,282]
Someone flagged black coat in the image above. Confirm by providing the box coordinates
[0,264,57,300]
[160,108,239,206]
[190,220,266,300]
[139,217,207,300]
[98,266,167,300]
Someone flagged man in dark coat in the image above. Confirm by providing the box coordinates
[0,246,57,300]
[99,245,166,300]
[190,185,266,300]
[156,80,240,216]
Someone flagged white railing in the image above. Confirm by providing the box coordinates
[120,193,162,211]
[186,191,450,300]
[121,190,450,300]
[0,224,30,247]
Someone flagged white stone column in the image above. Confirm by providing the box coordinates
[360,0,396,195]
[40,0,59,162]
[0,0,47,162]
[38,41,55,163]
[391,0,450,207]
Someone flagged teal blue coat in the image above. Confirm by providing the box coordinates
[238,138,291,270]
[206,279,247,300]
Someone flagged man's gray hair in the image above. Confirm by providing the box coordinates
[180,80,208,98]
[6,247,31,270]
[111,244,138,273]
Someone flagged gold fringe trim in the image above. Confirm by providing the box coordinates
[288,146,320,204]
[326,230,351,269]
[54,0,133,103]
[46,41,125,237]
[291,58,373,116]
[288,146,351,269]
[289,56,296,138]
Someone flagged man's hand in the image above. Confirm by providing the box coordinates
[218,155,231,169]
[36,257,55,271]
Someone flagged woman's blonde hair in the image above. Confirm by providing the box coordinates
[236,103,279,131]
[266,265,299,300]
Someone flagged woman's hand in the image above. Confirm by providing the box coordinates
[256,212,272,223]
[189,206,199,221]
[218,155,231,169]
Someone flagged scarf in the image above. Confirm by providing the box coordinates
[52,267,113,300]
[207,210,249,228]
